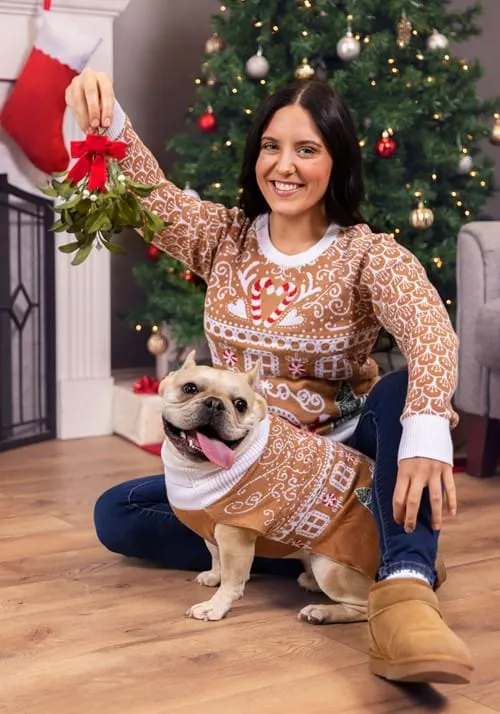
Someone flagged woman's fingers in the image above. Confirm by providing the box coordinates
[65,68,115,132]
[95,71,115,127]
[81,69,101,128]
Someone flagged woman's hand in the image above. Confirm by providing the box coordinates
[393,457,457,532]
[65,67,115,133]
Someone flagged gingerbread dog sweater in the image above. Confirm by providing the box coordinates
[163,413,380,580]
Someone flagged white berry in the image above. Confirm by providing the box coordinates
[82,189,90,198]
[118,174,126,183]
[90,194,97,202]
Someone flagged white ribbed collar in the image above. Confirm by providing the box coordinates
[162,417,270,511]
[254,213,340,268]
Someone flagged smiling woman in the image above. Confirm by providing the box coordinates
[239,80,365,255]
[65,69,472,685]
[255,104,333,246]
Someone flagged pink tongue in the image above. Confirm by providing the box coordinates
[195,431,235,469]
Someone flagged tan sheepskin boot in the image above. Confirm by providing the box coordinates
[368,578,473,684]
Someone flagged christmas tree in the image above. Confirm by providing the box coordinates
[131,0,500,352]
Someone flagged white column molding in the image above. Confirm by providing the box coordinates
[0,0,132,439]
[0,1,130,18]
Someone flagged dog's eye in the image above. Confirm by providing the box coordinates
[233,398,247,413]
[183,382,199,395]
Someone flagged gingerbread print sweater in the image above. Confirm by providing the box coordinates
[110,105,458,465]
[164,414,380,581]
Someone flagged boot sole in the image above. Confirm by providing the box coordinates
[369,652,472,684]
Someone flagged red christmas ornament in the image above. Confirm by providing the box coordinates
[197,108,217,133]
[182,270,195,282]
[375,131,397,158]
[147,244,160,261]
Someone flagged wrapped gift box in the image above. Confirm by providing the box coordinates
[112,381,164,446]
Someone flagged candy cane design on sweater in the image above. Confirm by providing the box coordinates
[251,277,298,327]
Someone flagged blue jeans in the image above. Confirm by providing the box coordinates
[94,370,438,584]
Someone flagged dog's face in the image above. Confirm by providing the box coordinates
[159,351,267,469]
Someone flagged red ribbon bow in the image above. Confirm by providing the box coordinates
[68,134,127,192]
[133,376,160,395]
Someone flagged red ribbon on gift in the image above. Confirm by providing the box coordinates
[133,376,160,395]
[68,134,127,192]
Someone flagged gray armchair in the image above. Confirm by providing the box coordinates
[455,221,500,477]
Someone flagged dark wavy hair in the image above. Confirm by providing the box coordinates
[238,80,366,227]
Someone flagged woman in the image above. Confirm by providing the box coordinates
[66,70,472,684]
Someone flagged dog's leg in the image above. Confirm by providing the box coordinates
[186,524,256,622]
[195,540,221,587]
[296,553,322,592]
[298,554,370,624]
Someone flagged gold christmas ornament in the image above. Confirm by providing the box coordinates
[489,116,500,145]
[396,12,412,49]
[294,58,315,80]
[409,201,434,230]
[147,332,169,356]
[205,33,224,54]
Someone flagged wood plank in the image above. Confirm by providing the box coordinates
[0,436,499,714]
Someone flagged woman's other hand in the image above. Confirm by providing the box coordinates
[393,457,457,532]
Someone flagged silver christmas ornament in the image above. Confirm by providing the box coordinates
[426,29,449,52]
[457,154,473,175]
[182,183,200,199]
[337,28,361,61]
[245,48,270,79]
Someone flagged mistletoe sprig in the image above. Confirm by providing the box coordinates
[41,133,166,265]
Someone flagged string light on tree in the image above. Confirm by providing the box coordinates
[337,17,361,62]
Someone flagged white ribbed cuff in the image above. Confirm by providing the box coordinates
[108,100,126,140]
[398,414,453,466]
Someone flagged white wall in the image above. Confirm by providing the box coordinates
[111,0,219,369]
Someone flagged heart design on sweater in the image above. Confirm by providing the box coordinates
[228,298,248,320]
[250,277,298,328]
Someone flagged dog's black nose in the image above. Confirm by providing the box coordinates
[204,397,224,413]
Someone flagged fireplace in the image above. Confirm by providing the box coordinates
[0,0,130,441]
[0,174,56,449]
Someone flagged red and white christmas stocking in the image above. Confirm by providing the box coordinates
[0,5,101,174]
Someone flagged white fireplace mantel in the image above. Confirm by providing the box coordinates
[0,0,129,17]
[0,0,131,440]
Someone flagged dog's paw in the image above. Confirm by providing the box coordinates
[298,604,333,625]
[297,572,321,592]
[186,600,229,621]
[195,570,221,587]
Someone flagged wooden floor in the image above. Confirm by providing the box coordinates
[0,437,499,714]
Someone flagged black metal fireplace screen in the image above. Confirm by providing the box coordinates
[0,174,56,450]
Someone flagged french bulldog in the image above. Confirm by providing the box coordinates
[159,351,375,624]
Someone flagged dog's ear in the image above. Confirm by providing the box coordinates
[158,376,169,397]
[246,359,262,391]
[179,349,197,371]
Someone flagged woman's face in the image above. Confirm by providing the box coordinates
[255,104,333,220]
